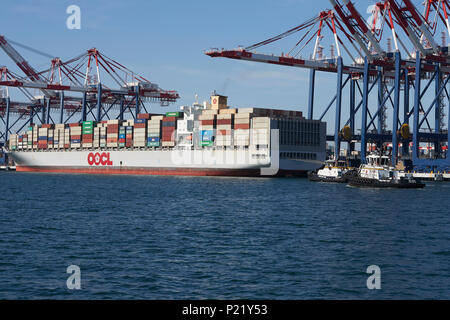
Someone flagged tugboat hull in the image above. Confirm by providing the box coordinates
[308,170,356,183]
[347,176,425,189]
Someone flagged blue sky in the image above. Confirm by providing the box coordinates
[0,0,440,135]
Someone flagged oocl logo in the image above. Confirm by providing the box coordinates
[87,152,113,166]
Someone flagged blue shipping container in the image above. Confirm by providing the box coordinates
[135,119,146,124]
[201,130,214,141]
[71,139,81,143]
[38,136,47,141]
[119,134,126,139]
[147,137,160,142]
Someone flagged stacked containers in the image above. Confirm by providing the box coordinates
[54,124,65,149]
[9,134,18,150]
[126,125,133,148]
[234,111,251,146]
[251,117,270,147]
[118,125,126,148]
[93,126,100,148]
[162,112,183,147]
[17,134,24,150]
[26,126,33,149]
[38,127,48,149]
[133,119,146,147]
[199,110,217,147]
[147,115,162,147]
[47,127,54,149]
[32,125,38,149]
[216,113,234,147]
[100,123,107,148]
[106,120,119,147]
[64,127,70,148]
[82,121,94,148]
[69,123,81,148]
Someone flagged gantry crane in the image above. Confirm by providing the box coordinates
[206,0,450,170]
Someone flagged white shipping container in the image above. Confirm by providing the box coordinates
[235,118,250,124]
[202,109,219,115]
[216,124,232,130]
[199,114,216,120]
[218,108,236,114]
[217,114,233,120]
[234,113,251,119]
[162,141,175,147]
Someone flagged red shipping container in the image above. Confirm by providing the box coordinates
[137,113,151,119]
[163,116,177,122]
[134,123,146,128]
[69,123,80,127]
[235,124,250,129]
[201,120,215,126]
[217,119,231,125]
[71,135,81,140]
[64,144,70,148]
[41,124,53,129]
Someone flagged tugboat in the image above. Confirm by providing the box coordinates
[347,154,425,189]
[308,159,356,183]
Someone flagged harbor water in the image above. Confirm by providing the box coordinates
[0,171,449,299]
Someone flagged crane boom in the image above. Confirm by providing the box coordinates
[329,0,385,58]
[387,0,439,55]
[0,35,55,97]
[0,35,43,82]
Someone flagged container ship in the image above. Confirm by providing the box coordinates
[5,94,326,177]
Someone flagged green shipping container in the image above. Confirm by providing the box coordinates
[147,142,160,147]
[82,121,94,126]
[200,141,214,147]
[165,111,181,117]
[119,143,125,147]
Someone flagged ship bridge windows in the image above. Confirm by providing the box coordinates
[280,152,317,160]
[277,119,321,147]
